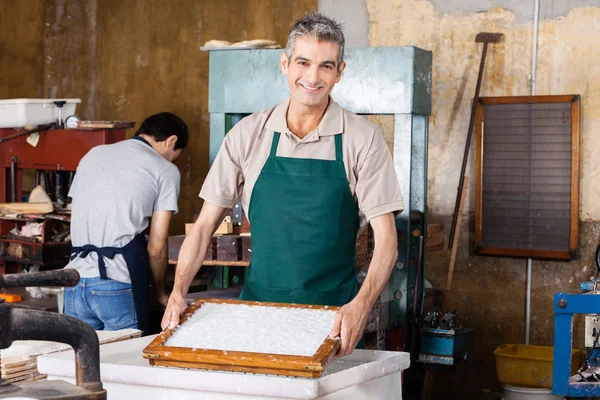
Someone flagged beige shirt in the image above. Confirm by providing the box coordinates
[200,98,404,231]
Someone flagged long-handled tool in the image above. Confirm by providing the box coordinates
[448,32,503,248]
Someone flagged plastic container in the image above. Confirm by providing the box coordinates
[494,344,581,389]
[502,384,564,400]
[0,98,81,128]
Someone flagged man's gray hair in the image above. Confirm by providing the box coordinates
[285,12,345,68]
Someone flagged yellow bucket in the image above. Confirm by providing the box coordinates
[494,344,581,389]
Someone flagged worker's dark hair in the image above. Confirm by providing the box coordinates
[135,112,189,150]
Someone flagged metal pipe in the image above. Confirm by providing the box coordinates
[0,269,80,289]
[11,308,103,392]
[0,123,54,145]
[409,235,425,355]
[44,172,53,201]
[55,171,63,203]
[531,0,540,95]
[526,258,532,345]
[525,0,540,347]
[9,158,16,203]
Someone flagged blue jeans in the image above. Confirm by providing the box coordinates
[64,277,137,330]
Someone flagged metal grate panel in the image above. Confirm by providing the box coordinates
[480,102,573,254]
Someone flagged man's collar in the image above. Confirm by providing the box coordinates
[265,97,344,136]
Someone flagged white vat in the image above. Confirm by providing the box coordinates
[38,335,409,400]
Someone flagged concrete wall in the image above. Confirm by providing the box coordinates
[320,0,600,397]
[366,0,600,221]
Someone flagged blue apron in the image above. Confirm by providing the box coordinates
[70,136,152,334]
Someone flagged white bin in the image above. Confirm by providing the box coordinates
[0,98,81,128]
[38,335,410,400]
[503,384,564,400]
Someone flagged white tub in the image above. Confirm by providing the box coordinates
[503,384,564,400]
[38,335,409,400]
[0,98,80,128]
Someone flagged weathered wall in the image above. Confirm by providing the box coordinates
[319,0,370,47]
[321,0,600,397]
[366,0,600,220]
[358,0,600,398]
[0,0,45,99]
[34,0,317,234]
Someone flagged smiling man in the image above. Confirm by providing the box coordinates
[163,13,403,356]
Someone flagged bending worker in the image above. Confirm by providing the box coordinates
[66,112,188,334]
[163,13,402,356]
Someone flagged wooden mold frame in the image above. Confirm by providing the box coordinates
[475,95,581,260]
[142,299,341,378]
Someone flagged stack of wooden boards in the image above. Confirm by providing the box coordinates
[0,329,141,384]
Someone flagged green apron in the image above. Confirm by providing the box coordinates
[240,131,360,308]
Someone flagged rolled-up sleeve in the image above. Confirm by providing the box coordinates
[199,125,244,209]
[355,127,404,222]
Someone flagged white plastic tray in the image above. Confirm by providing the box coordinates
[0,98,81,128]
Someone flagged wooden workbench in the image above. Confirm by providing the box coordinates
[4,287,58,312]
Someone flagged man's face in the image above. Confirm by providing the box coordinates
[281,36,346,108]
[158,135,182,163]
[166,148,182,163]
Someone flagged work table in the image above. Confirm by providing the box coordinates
[38,335,409,400]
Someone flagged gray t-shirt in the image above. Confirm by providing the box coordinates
[66,138,180,283]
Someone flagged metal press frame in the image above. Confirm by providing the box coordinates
[206,47,432,348]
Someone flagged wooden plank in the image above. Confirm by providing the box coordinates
[0,202,53,214]
[77,121,135,129]
[477,247,573,260]
[5,372,45,383]
[446,176,469,292]
[425,224,444,251]
[214,217,233,235]
[2,363,36,375]
[169,260,250,267]
[142,299,340,377]
[151,359,320,378]
[475,102,484,249]
[480,95,578,105]
[0,355,32,369]
[2,365,38,379]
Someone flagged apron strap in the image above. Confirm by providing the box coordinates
[71,245,121,280]
[270,132,281,157]
[334,134,343,162]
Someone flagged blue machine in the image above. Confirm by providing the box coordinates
[553,248,600,397]
[418,310,474,367]
[419,327,475,367]
[552,291,600,397]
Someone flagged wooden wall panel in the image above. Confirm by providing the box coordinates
[0,0,45,99]
[1,0,317,234]
[92,0,317,233]
[43,0,98,120]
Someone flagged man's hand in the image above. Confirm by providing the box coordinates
[157,293,169,308]
[161,294,187,331]
[328,298,370,357]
